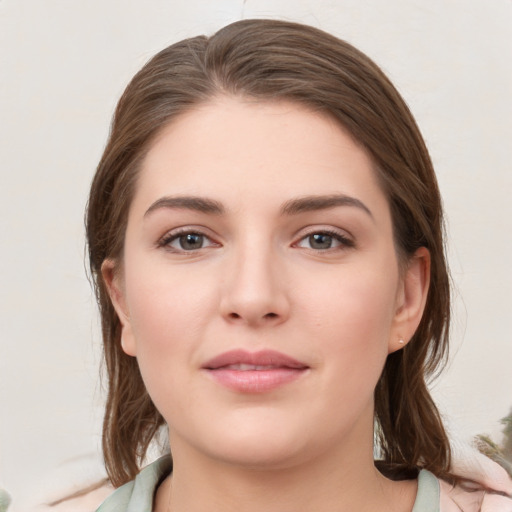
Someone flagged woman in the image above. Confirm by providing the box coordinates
[86,19,512,511]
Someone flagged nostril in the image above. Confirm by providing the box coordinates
[226,311,278,321]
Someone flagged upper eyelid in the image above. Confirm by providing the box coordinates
[160,225,215,236]
[292,225,353,240]
[156,224,354,245]
[292,226,356,250]
[157,226,219,246]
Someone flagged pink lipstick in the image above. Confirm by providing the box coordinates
[202,349,309,393]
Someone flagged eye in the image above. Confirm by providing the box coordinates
[158,230,218,252]
[295,230,354,250]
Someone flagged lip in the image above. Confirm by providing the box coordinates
[202,349,309,393]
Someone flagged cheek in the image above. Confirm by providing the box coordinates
[302,262,398,337]
[124,288,211,425]
[125,251,217,336]
[122,261,219,389]
[298,262,399,383]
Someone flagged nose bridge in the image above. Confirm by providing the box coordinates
[221,231,288,325]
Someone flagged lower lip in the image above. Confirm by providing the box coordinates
[204,368,307,393]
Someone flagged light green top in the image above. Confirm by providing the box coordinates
[96,456,440,512]
[97,456,172,512]
[0,489,11,512]
[412,469,440,512]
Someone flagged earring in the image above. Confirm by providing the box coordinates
[398,338,405,345]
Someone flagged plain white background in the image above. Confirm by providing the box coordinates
[1,1,511,509]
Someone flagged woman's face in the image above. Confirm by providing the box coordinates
[105,97,428,470]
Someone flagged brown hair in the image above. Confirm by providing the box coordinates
[86,18,451,487]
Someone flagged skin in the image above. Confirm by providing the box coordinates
[104,97,430,512]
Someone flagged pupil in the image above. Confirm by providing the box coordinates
[310,233,332,249]
[180,233,203,250]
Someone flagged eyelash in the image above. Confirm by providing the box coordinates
[294,228,355,251]
[157,228,218,253]
[157,228,355,253]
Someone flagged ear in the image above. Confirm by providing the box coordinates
[101,259,137,357]
[388,247,430,354]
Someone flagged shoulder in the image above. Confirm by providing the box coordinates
[414,467,512,512]
[439,479,512,512]
[96,456,172,512]
[437,441,512,511]
[95,481,134,512]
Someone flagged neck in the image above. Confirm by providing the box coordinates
[154,428,416,512]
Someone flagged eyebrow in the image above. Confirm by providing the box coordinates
[280,194,373,218]
[144,193,372,219]
[144,196,225,217]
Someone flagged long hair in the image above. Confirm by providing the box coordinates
[86,18,451,487]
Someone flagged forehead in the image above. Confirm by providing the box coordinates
[131,97,388,216]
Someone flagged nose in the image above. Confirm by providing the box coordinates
[219,242,290,327]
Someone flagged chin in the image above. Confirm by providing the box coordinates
[177,412,332,471]
[207,435,310,471]
[168,413,307,470]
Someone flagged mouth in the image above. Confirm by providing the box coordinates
[202,350,309,393]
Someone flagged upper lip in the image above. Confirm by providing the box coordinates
[202,349,308,370]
